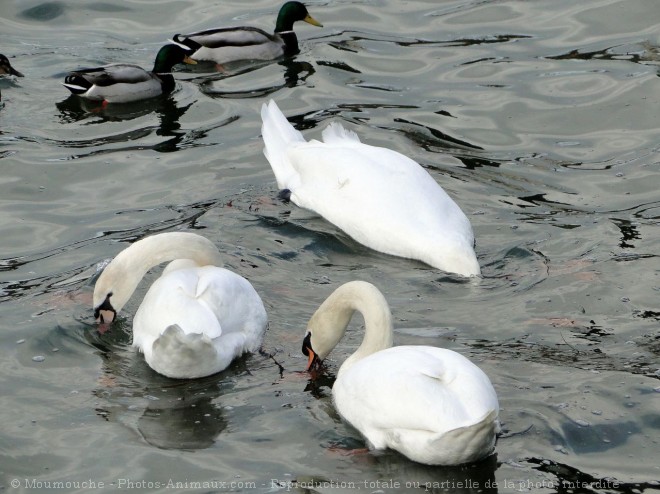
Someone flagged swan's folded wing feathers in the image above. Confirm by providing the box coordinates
[193,266,267,351]
[321,122,361,144]
[286,144,432,226]
[261,101,306,189]
[336,347,496,435]
[132,268,224,350]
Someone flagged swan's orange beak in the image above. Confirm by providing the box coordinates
[305,347,317,371]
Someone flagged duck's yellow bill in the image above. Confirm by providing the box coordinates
[304,15,323,28]
[183,56,197,65]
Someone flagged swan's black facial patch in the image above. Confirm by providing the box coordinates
[94,293,116,323]
[278,189,292,202]
[303,332,321,371]
[302,332,312,356]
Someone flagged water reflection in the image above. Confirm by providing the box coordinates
[372,453,498,494]
[56,94,190,127]
[19,0,131,21]
[88,319,232,450]
[198,59,315,99]
[547,40,660,66]
[136,382,228,450]
[610,218,640,249]
[19,1,65,21]
[526,457,657,493]
[556,420,639,454]
[393,117,484,152]
[54,94,237,154]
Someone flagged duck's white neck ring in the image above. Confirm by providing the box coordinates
[277,30,295,35]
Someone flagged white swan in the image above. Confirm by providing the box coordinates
[302,281,499,465]
[260,100,480,277]
[93,232,268,379]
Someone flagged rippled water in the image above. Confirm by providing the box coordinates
[1,0,659,492]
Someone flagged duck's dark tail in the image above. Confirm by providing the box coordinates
[172,34,202,52]
[62,74,91,95]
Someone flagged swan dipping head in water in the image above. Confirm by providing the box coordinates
[302,281,499,465]
[93,232,267,379]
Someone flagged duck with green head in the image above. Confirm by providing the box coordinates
[173,1,322,66]
[62,43,196,104]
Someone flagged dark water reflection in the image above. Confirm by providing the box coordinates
[197,60,316,99]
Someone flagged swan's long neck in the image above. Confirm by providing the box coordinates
[93,232,223,314]
[310,281,394,376]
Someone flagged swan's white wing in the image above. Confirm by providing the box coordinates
[333,345,499,465]
[285,141,475,261]
[132,266,267,378]
[132,268,223,356]
[132,266,266,350]
[261,100,306,189]
[191,266,267,352]
[334,346,498,435]
[321,122,361,144]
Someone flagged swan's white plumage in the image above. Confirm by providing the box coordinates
[305,281,499,465]
[260,100,480,277]
[93,232,267,379]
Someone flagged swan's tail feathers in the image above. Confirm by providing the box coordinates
[260,99,306,189]
[433,409,499,464]
[149,325,220,379]
[322,121,361,144]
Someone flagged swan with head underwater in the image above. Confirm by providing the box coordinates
[260,100,481,277]
[62,43,196,104]
[302,281,499,465]
[173,1,322,66]
[93,232,268,379]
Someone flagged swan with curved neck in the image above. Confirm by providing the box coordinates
[303,281,499,465]
[93,232,267,379]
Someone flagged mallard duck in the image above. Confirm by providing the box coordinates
[0,54,23,77]
[260,100,481,277]
[62,43,196,104]
[93,232,268,379]
[173,1,322,65]
[303,281,500,465]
